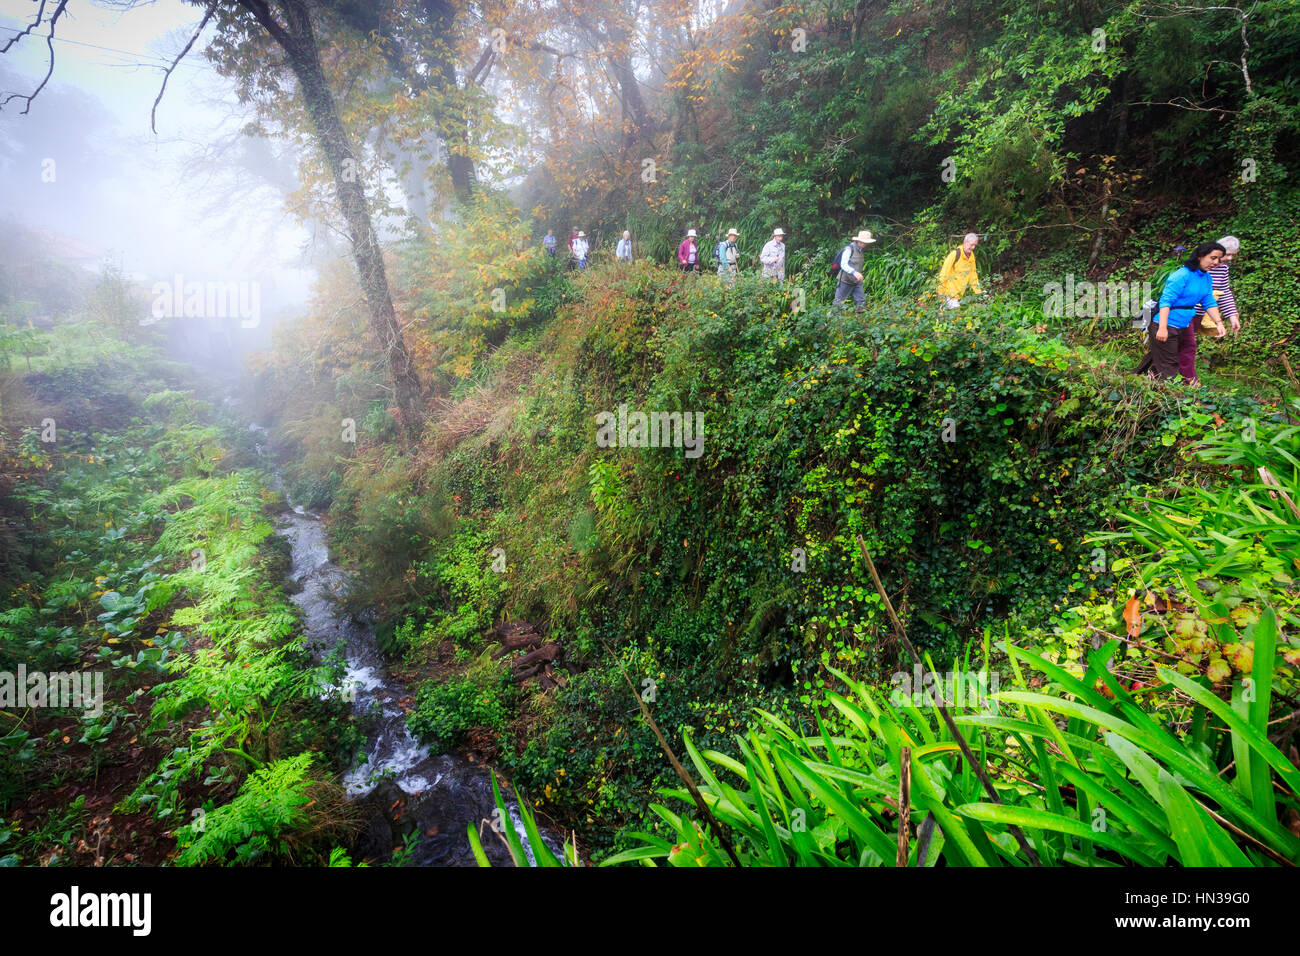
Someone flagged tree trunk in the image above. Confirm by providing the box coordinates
[248,0,424,440]
[606,23,651,149]
[324,0,477,205]
[422,0,476,203]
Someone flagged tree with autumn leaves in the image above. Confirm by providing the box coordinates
[5,0,433,439]
[1,0,719,438]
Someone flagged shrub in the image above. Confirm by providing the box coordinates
[176,754,321,865]
[408,658,510,753]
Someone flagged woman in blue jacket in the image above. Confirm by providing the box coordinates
[1138,242,1226,381]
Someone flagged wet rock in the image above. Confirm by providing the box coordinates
[352,778,409,862]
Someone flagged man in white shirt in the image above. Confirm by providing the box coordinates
[833,230,876,311]
[573,231,590,269]
[760,228,787,282]
[616,231,633,262]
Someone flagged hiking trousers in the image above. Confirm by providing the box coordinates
[1142,325,1187,380]
[1134,323,1197,382]
[834,278,865,309]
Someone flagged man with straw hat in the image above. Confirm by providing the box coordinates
[716,228,741,286]
[760,228,787,282]
[833,230,877,311]
[573,231,590,269]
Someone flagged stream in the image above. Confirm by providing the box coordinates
[253,427,558,866]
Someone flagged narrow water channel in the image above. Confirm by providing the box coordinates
[256,429,558,865]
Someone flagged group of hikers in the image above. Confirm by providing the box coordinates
[1133,237,1242,385]
[542,225,988,310]
[541,224,1243,387]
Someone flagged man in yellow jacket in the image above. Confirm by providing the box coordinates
[937,233,983,308]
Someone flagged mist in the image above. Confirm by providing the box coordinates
[1,0,317,363]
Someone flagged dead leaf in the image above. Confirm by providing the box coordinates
[1123,596,1142,637]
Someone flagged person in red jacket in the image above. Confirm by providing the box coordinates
[677,229,699,272]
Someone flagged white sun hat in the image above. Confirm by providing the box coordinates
[687,229,697,237]
[851,230,877,244]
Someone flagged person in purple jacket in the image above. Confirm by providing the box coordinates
[1138,242,1226,381]
[677,229,699,272]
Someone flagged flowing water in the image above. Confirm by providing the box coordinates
[255,426,559,866]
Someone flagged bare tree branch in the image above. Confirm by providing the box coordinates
[467,44,494,86]
[0,0,51,54]
[152,0,218,134]
[1128,97,1240,114]
[1137,1,1258,97]
[0,0,70,115]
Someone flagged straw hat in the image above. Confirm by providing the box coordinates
[851,230,877,244]
[577,231,586,237]
[727,228,739,237]
[687,229,697,237]
[772,228,785,237]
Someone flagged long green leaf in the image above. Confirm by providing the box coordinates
[956,802,1160,865]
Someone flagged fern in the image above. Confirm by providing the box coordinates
[175,754,317,865]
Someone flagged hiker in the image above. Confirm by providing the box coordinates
[716,228,740,286]
[573,231,590,269]
[678,229,699,272]
[760,228,787,282]
[832,230,877,311]
[543,229,557,257]
[566,228,579,270]
[1137,241,1227,382]
[616,230,633,263]
[1190,235,1243,377]
[937,233,983,307]
[1158,235,1244,383]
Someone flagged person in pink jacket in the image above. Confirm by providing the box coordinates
[677,229,699,272]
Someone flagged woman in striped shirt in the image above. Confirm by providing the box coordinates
[1191,235,1243,379]
[1139,242,1226,382]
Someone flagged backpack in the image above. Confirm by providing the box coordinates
[714,241,727,264]
[828,244,850,279]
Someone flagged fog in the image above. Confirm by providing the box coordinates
[0,0,320,353]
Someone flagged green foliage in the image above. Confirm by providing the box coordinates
[393,524,509,648]
[3,796,88,866]
[175,754,318,865]
[228,0,1300,867]
[605,634,1299,866]
[401,195,554,379]
[1039,401,1300,694]
[408,653,510,753]
[1,336,351,866]
[467,773,579,867]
